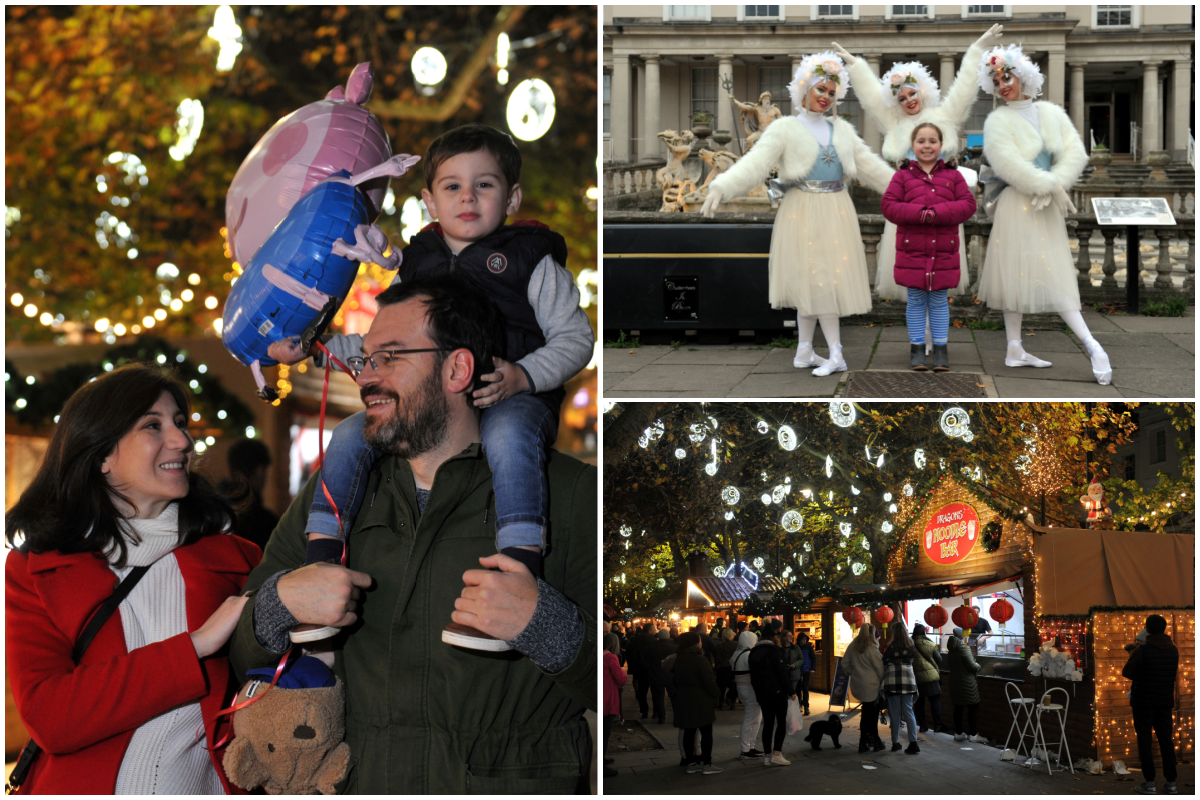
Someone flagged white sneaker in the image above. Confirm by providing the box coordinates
[968,734,988,744]
[954,733,968,741]
[1082,337,1112,385]
[763,755,772,767]
[793,342,828,369]
[1005,341,1052,368]
[701,763,724,775]
[812,346,847,377]
[770,753,791,766]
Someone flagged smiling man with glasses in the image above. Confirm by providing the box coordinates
[230,274,597,794]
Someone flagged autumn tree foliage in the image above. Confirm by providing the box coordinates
[602,402,1168,611]
[5,5,596,343]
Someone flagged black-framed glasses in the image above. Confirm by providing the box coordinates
[346,348,444,377]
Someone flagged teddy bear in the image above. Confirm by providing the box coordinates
[222,656,351,795]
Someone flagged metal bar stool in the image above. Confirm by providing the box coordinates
[1003,681,1037,759]
[1031,687,1075,776]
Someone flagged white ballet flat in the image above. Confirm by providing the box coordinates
[793,343,828,369]
[1005,341,1052,368]
[812,347,848,377]
[1083,338,1112,385]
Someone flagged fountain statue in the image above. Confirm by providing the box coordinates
[656,129,698,212]
[730,91,783,152]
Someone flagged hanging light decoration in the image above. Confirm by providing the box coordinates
[675,448,686,459]
[507,78,556,141]
[411,46,448,96]
[839,522,852,537]
[825,454,833,478]
[722,486,741,505]
[761,493,772,505]
[914,449,927,469]
[772,485,787,504]
[851,485,860,495]
[841,607,865,626]
[619,525,632,537]
[881,521,893,533]
[939,406,971,438]
[778,425,797,451]
[781,510,803,532]
[883,492,892,502]
[725,511,734,520]
[713,565,727,577]
[904,483,914,496]
[753,557,766,570]
[829,401,856,427]
[875,606,894,624]
[757,420,769,434]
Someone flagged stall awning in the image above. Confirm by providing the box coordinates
[1033,528,1194,615]
[686,576,786,607]
[954,574,1023,600]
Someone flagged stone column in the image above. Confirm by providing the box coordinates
[863,54,883,152]
[1069,62,1086,141]
[1047,51,1066,107]
[716,55,735,140]
[633,61,644,161]
[1141,61,1162,160]
[643,55,662,161]
[1169,60,1191,164]
[611,54,632,163]
[939,53,957,100]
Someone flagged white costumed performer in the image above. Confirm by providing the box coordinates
[701,52,893,376]
[975,44,1112,385]
[834,25,1001,323]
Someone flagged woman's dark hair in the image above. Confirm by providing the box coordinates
[5,363,238,567]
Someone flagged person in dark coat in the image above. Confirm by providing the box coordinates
[795,632,817,715]
[1122,614,1180,795]
[217,438,279,553]
[911,624,947,733]
[626,624,656,719]
[645,628,677,724]
[672,632,722,774]
[713,628,739,710]
[748,620,796,765]
[946,627,985,743]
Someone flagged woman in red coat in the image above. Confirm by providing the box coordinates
[880,122,977,372]
[5,364,261,794]
[602,632,628,779]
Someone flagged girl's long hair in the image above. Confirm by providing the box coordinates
[850,622,878,654]
[5,363,238,567]
[889,621,916,654]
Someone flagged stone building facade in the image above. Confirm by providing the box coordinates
[603,5,1194,164]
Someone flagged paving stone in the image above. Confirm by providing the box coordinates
[991,376,1124,398]
[728,371,841,398]
[1104,315,1196,334]
[1110,368,1197,398]
[1163,333,1195,354]
[650,347,771,366]
[601,346,673,373]
[604,365,751,395]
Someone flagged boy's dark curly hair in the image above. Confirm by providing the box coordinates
[423,123,522,191]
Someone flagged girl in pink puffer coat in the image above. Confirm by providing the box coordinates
[880,122,977,372]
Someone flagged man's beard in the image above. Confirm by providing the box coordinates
[360,365,450,459]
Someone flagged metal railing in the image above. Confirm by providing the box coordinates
[1189,130,1195,168]
[1131,121,1141,162]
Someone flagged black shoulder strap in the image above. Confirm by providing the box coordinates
[71,566,150,664]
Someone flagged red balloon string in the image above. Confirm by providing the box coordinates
[200,646,293,751]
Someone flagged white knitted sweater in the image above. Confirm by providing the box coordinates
[108,505,224,795]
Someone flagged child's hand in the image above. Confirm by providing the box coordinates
[472,356,530,408]
[267,336,311,365]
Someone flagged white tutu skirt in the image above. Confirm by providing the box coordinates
[977,188,1081,314]
[875,219,971,301]
[769,188,872,317]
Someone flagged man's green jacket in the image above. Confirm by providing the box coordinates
[230,443,597,794]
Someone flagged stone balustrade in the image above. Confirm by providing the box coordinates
[603,160,665,196]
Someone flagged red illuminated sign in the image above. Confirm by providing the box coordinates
[922,502,980,565]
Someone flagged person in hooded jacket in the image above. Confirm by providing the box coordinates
[946,627,987,743]
[645,628,677,724]
[842,623,886,753]
[626,623,655,719]
[671,632,723,775]
[749,621,796,766]
[714,627,739,710]
[1122,614,1180,795]
[730,630,764,760]
[911,624,948,733]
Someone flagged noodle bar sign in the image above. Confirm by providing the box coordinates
[923,502,980,565]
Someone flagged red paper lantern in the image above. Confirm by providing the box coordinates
[924,605,948,629]
[990,598,1015,624]
[875,606,894,624]
[841,607,865,627]
[952,605,980,630]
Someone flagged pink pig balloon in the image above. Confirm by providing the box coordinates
[225,62,393,267]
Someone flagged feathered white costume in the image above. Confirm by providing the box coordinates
[843,28,998,301]
[973,44,1111,384]
[706,53,893,374]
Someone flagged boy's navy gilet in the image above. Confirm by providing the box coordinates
[400,220,568,414]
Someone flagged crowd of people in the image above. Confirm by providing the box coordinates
[601,614,1181,794]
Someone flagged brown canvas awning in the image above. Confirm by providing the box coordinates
[1032,527,1194,615]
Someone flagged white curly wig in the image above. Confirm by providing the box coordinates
[880,61,939,111]
[788,51,850,113]
[976,44,1043,100]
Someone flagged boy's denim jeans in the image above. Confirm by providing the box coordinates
[308,394,557,551]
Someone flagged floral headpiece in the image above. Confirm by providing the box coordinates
[788,51,850,114]
[879,61,939,111]
[976,44,1043,100]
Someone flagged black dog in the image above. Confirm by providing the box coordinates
[803,714,843,750]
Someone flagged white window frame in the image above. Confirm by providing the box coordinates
[884,5,935,19]
[1091,4,1139,30]
[663,5,713,22]
[810,4,859,21]
[738,4,786,21]
[962,4,1011,18]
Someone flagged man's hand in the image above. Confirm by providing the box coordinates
[276,562,373,628]
[452,554,539,641]
[472,356,530,408]
[267,336,312,366]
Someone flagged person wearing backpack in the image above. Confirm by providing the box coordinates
[748,620,797,766]
[912,624,949,734]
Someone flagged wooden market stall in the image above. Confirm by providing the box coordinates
[882,475,1195,767]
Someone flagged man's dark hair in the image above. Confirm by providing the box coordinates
[5,363,237,567]
[423,123,522,191]
[375,274,507,394]
[736,621,748,632]
[1146,614,1168,635]
[228,438,271,478]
